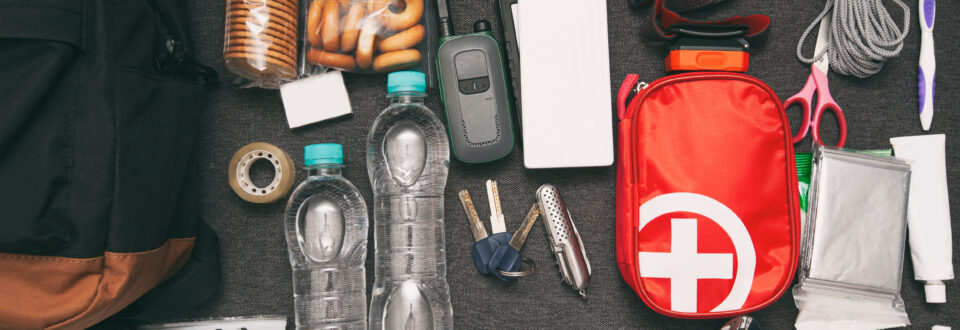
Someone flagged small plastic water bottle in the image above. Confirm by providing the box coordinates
[283,143,368,330]
[367,71,454,329]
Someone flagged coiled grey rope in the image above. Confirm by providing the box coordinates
[796,0,910,78]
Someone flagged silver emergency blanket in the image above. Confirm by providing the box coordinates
[794,147,912,329]
[803,148,911,291]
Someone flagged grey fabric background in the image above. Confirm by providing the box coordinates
[181,0,960,328]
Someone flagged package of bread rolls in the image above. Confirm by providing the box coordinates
[223,0,300,88]
[300,0,428,74]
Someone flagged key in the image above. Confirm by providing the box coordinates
[458,189,505,275]
[485,180,507,233]
[485,180,512,250]
[489,203,540,281]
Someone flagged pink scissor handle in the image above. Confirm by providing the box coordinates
[783,74,817,144]
[809,66,848,148]
[810,102,847,148]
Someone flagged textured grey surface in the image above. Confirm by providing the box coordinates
[183,0,960,328]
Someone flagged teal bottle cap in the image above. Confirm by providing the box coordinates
[387,71,426,94]
[304,143,343,166]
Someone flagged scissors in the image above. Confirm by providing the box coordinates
[784,8,847,148]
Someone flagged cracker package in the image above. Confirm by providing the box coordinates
[223,0,300,88]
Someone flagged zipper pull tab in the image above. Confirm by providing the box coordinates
[635,81,648,93]
[617,74,640,120]
[155,36,219,85]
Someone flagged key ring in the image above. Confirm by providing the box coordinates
[497,258,536,278]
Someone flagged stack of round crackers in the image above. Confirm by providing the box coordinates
[223,0,299,82]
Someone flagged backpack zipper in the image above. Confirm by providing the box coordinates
[143,0,218,84]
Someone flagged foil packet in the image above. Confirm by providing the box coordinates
[793,147,911,329]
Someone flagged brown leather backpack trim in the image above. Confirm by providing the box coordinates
[0,238,194,329]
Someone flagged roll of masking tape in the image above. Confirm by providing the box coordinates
[229,142,296,203]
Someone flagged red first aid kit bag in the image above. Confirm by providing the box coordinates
[616,0,800,319]
[616,72,801,319]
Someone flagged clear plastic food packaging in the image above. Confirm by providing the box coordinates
[223,0,300,88]
[300,0,428,74]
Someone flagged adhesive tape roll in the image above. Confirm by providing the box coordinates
[228,142,296,203]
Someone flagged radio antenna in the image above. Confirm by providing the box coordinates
[437,0,454,38]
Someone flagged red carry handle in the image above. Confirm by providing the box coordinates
[618,74,640,121]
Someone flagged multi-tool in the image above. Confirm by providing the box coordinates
[536,184,591,299]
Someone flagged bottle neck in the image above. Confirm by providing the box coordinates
[306,164,342,177]
[389,91,426,105]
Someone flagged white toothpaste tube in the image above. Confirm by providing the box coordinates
[890,134,953,303]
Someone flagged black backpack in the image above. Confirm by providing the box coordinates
[0,0,219,328]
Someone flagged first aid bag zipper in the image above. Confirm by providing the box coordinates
[619,72,783,121]
[617,74,648,120]
[619,71,789,185]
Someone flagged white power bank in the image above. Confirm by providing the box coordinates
[516,0,613,169]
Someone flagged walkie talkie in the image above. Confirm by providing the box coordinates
[436,0,514,163]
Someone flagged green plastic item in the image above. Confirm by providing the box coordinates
[796,153,813,212]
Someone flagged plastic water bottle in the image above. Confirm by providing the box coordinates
[283,144,368,329]
[367,71,454,329]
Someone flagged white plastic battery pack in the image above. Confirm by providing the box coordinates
[516,0,613,168]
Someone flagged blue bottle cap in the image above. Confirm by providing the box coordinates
[387,71,427,94]
[304,143,343,166]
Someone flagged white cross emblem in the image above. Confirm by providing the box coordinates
[637,192,756,313]
[638,218,733,313]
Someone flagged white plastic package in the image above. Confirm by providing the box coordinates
[793,147,912,329]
